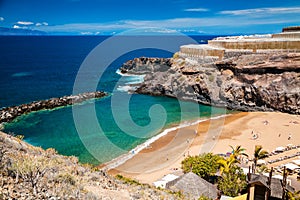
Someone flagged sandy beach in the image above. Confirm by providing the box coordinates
[109,112,300,185]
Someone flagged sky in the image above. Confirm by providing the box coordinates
[0,0,300,35]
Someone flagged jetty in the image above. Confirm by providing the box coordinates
[0,91,106,123]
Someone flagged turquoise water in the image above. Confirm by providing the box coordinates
[4,92,226,165]
[0,35,226,165]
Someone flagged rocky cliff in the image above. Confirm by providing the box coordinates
[120,53,300,114]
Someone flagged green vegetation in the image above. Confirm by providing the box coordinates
[15,134,24,142]
[173,52,179,59]
[256,164,269,174]
[288,190,300,200]
[208,75,215,82]
[182,146,249,198]
[230,145,248,159]
[218,156,236,175]
[9,152,59,195]
[115,174,141,186]
[55,173,76,186]
[179,60,186,66]
[178,76,185,82]
[253,145,269,171]
[217,165,247,197]
[181,153,221,180]
[218,145,248,175]
[198,195,213,200]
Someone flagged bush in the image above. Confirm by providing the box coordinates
[173,52,179,59]
[181,153,221,180]
[9,152,58,195]
[199,195,213,200]
[208,75,215,82]
[115,174,141,185]
[55,173,76,185]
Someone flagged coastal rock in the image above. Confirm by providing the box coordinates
[120,53,300,114]
[120,57,171,75]
[0,91,107,123]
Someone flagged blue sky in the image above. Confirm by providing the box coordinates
[0,0,300,35]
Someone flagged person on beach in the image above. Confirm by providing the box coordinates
[253,134,258,140]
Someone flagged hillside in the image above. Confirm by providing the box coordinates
[0,131,179,200]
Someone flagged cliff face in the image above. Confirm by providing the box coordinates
[120,53,300,114]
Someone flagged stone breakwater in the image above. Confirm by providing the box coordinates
[0,91,106,123]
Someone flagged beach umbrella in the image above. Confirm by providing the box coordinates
[257,159,266,166]
[275,146,285,152]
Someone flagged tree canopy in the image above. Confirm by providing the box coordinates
[181,153,221,180]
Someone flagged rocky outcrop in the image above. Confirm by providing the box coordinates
[0,91,106,123]
[120,53,300,114]
[120,57,172,75]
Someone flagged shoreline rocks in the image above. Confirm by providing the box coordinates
[120,57,172,75]
[0,91,107,123]
[120,53,300,115]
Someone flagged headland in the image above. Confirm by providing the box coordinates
[120,27,300,114]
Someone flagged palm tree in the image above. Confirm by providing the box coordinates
[253,145,269,171]
[229,145,248,160]
[218,145,248,175]
[287,190,300,200]
[218,156,236,175]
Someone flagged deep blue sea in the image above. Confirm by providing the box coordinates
[0,35,226,165]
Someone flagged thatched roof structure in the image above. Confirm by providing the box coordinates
[248,174,295,199]
[166,172,218,200]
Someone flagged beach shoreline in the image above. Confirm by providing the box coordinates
[108,111,300,185]
[102,113,230,170]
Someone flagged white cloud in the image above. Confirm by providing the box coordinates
[184,8,209,12]
[13,25,28,29]
[80,31,93,35]
[34,14,300,34]
[17,21,34,25]
[36,22,49,26]
[0,17,4,21]
[220,7,300,16]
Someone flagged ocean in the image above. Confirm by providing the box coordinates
[0,35,226,165]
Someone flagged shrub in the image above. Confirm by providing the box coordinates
[15,135,24,143]
[115,174,141,185]
[208,75,215,82]
[199,195,213,200]
[181,153,221,180]
[173,52,179,59]
[9,152,57,195]
[55,173,76,185]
